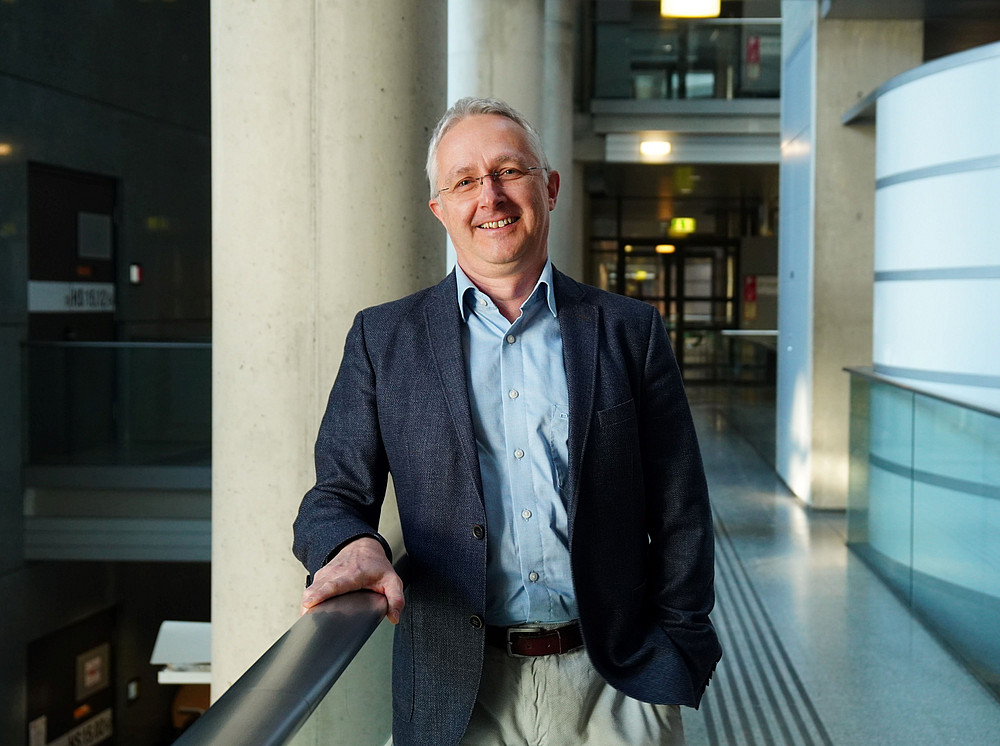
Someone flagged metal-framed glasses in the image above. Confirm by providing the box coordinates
[436,166,543,201]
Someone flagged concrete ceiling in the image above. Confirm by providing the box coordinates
[821,0,1000,20]
[586,161,778,204]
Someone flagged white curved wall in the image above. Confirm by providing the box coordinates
[873,44,1000,411]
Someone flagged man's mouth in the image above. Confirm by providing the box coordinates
[477,216,518,230]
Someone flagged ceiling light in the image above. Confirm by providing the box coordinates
[0,143,12,157]
[639,140,671,158]
[656,244,676,254]
[661,0,721,18]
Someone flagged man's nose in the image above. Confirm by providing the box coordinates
[478,174,506,204]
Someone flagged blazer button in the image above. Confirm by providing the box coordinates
[472,524,485,540]
[469,615,484,629]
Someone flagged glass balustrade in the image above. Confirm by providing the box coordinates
[847,369,1000,699]
[24,341,211,467]
[593,16,780,101]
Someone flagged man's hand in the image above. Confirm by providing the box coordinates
[300,536,404,623]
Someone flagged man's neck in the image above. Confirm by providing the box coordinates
[459,257,547,323]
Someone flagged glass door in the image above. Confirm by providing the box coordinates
[590,239,737,381]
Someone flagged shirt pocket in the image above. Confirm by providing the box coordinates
[546,404,570,492]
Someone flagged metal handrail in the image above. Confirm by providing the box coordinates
[844,366,1000,419]
[173,588,389,746]
[23,340,211,349]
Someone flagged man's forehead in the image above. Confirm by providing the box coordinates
[437,115,535,174]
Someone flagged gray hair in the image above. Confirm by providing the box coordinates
[426,97,551,199]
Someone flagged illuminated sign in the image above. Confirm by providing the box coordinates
[669,217,696,235]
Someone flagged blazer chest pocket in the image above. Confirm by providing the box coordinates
[597,399,636,430]
[593,399,641,493]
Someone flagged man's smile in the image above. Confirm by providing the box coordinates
[477,216,519,230]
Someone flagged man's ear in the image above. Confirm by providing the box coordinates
[546,170,561,211]
[429,197,445,224]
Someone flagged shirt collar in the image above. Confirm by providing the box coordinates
[455,259,558,321]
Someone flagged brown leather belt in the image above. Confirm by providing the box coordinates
[485,622,583,657]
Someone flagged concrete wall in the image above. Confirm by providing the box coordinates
[809,18,923,507]
[778,1,922,507]
[211,2,446,743]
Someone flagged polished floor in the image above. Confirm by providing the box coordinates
[681,389,1000,745]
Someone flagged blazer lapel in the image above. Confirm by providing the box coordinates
[554,269,598,528]
[423,273,485,504]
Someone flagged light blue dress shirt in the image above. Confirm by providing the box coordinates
[455,260,579,626]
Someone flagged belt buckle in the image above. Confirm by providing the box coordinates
[506,625,544,658]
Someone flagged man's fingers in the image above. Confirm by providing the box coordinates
[302,573,357,607]
[299,561,404,623]
[382,572,405,624]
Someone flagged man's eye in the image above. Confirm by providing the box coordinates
[501,168,523,177]
[454,178,475,190]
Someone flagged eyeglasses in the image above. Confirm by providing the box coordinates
[436,166,543,201]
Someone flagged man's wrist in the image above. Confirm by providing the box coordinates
[323,533,392,567]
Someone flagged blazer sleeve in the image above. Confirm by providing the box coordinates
[292,311,391,579]
[639,304,721,692]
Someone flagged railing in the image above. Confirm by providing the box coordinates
[846,367,1000,699]
[22,341,212,561]
[720,329,776,385]
[23,340,210,467]
[174,589,390,746]
[593,15,780,101]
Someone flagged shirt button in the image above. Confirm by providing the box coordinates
[470,615,484,629]
[513,448,524,459]
[508,389,519,399]
[506,334,516,344]
[521,509,532,520]
[472,524,485,540]
[478,298,487,307]
[528,572,539,582]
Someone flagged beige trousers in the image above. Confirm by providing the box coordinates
[460,644,685,745]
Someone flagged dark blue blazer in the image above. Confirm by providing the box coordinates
[293,269,721,745]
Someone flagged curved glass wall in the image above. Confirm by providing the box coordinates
[847,369,1000,698]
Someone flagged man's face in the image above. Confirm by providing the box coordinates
[429,114,559,280]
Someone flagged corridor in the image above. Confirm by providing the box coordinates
[682,390,1000,745]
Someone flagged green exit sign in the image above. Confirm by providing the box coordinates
[670,217,696,234]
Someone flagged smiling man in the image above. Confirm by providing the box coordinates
[294,98,721,746]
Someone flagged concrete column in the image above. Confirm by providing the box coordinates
[446,0,546,270]
[808,19,922,508]
[778,2,921,508]
[448,0,545,121]
[446,0,580,277]
[211,0,445,740]
[542,0,584,279]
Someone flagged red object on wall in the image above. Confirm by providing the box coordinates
[743,275,757,302]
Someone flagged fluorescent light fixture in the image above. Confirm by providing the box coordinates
[640,140,672,157]
[656,244,676,254]
[661,0,721,18]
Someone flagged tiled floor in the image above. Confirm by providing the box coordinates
[681,392,1000,745]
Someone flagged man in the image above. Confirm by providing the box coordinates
[293,98,721,745]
